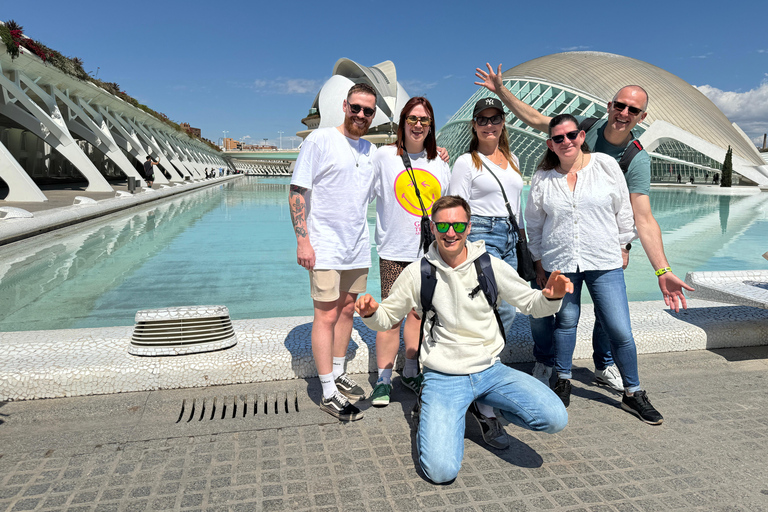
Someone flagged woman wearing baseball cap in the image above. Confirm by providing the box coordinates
[448,97,527,450]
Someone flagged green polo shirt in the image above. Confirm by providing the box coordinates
[575,116,651,196]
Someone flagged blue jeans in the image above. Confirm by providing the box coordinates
[418,362,567,484]
[467,215,518,337]
[529,268,641,393]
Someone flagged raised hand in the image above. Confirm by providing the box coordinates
[542,270,573,299]
[474,63,504,94]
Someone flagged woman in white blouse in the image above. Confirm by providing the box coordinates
[524,114,663,425]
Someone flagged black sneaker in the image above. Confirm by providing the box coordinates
[553,378,571,408]
[468,402,510,449]
[334,373,365,402]
[621,390,663,425]
[320,392,364,421]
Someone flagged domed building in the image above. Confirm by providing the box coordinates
[297,58,410,146]
[436,52,768,185]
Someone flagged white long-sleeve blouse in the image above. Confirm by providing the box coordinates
[524,152,636,273]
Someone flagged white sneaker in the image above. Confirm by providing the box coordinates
[595,364,624,391]
[532,362,553,387]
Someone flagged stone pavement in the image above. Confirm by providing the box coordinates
[1,347,768,512]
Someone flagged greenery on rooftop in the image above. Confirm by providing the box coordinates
[0,20,220,152]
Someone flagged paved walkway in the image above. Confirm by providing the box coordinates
[2,347,767,512]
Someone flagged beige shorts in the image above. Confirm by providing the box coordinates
[309,268,368,302]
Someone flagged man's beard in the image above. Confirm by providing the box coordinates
[344,115,371,138]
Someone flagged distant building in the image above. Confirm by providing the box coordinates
[437,52,768,185]
[223,138,239,150]
[298,58,411,146]
[180,122,201,138]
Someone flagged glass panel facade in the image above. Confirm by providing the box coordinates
[438,78,725,183]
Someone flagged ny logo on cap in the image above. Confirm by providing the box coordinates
[485,98,495,105]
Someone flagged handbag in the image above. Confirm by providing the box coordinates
[401,150,435,254]
[480,161,537,282]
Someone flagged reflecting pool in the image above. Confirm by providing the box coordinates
[0,178,766,332]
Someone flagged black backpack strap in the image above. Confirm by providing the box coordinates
[472,253,506,343]
[578,117,600,133]
[618,139,643,174]
[418,257,438,372]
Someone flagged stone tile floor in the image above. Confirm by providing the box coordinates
[1,347,767,511]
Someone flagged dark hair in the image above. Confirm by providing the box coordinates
[537,114,590,171]
[468,113,520,175]
[395,96,437,160]
[431,195,471,221]
[347,83,377,100]
[146,155,151,160]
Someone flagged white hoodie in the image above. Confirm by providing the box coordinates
[362,240,563,375]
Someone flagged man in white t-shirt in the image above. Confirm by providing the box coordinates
[289,83,379,421]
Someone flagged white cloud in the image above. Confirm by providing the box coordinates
[758,49,767,54]
[250,78,322,95]
[691,52,713,59]
[400,79,438,94]
[695,81,768,139]
[561,46,590,51]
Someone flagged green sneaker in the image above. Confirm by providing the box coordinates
[400,374,424,395]
[369,381,392,407]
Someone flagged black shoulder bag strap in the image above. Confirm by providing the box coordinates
[401,150,434,254]
[417,257,438,373]
[480,161,522,233]
[470,253,506,343]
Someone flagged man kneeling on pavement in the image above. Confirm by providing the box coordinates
[355,195,573,484]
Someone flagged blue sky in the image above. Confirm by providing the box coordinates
[4,0,767,148]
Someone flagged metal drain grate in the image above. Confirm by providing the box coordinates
[176,391,300,423]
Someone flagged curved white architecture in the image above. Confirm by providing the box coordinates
[437,51,768,185]
[298,58,410,145]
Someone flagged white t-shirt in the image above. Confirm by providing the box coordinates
[449,152,525,228]
[291,127,376,269]
[371,146,451,262]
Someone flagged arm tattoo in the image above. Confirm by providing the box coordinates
[289,185,309,238]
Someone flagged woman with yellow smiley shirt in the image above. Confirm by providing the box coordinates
[368,96,450,408]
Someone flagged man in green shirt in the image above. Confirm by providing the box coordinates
[475,63,693,393]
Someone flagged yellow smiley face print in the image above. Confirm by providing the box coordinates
[394,169,442,217]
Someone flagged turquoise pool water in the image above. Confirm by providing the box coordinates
[1,178,766,332]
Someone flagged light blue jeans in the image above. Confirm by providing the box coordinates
[417,362,567,484]
[467,215,518,337]
[530,268,641,392]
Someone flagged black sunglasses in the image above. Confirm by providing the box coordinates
[474,114,504,126]
[348,103,376,118]
[434,221,468,234]
[549,130,580,144]
[612,101,643,116]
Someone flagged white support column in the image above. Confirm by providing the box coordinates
[145,126,197,178]
[121,117,188,181]
[97,106,169,185]
[53,87,146,186]
[0,68,113,192]
[0,141,48,202]
[114,114,184,182]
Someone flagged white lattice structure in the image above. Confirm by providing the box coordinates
[0,40,228,202]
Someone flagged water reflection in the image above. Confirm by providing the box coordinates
[1,179,767,332]
[719,195,731,234]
